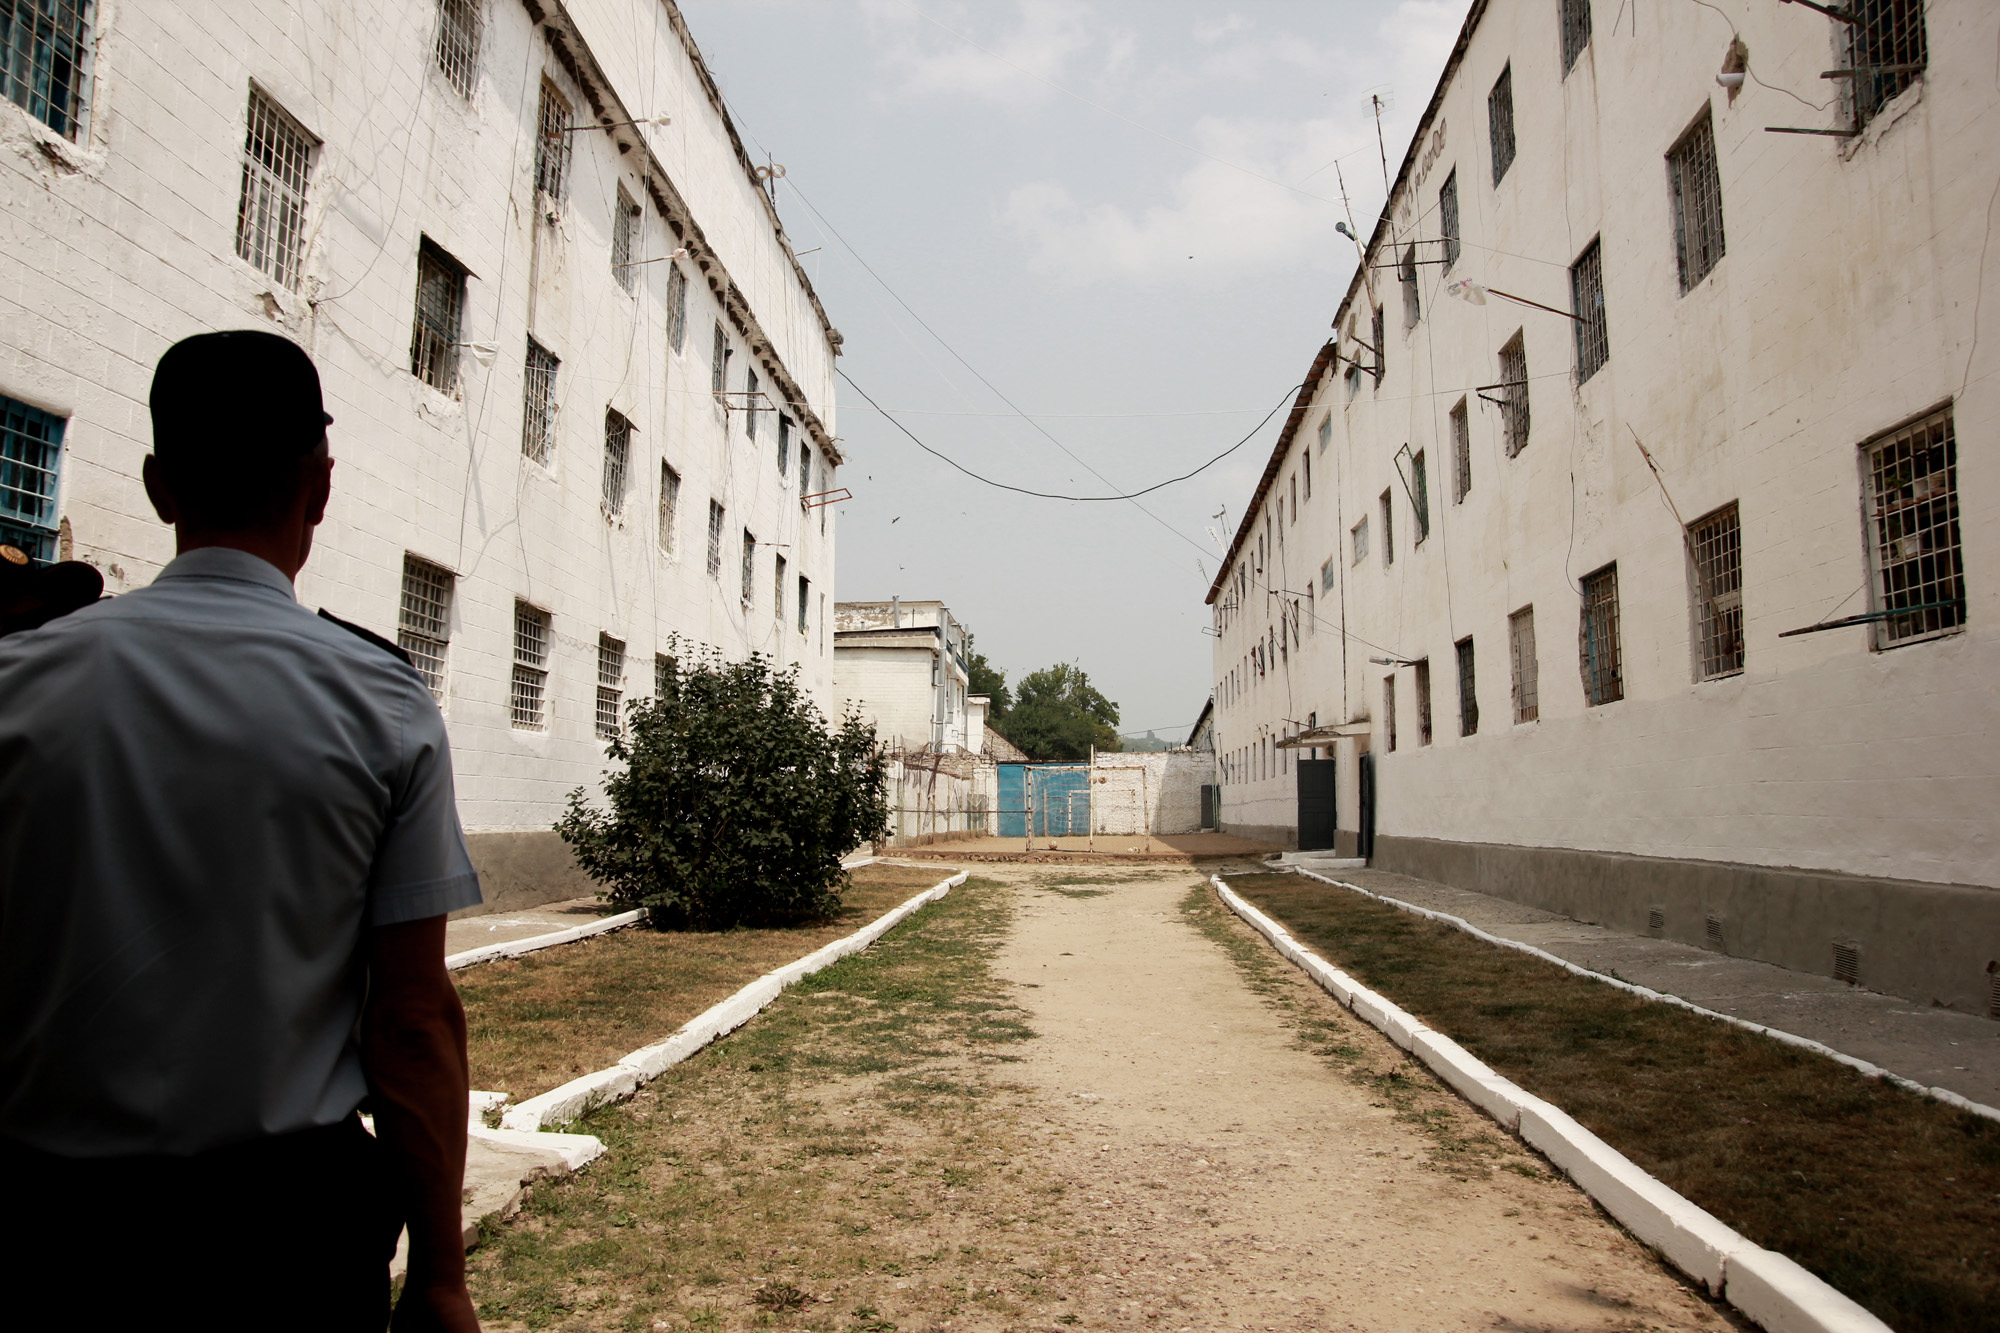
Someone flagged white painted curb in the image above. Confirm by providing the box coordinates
[1211,874,1893,1333]
[1287,866,2000,1125]
[500,871,969,1132]
[446,910,643,971]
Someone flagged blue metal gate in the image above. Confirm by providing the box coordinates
[995,763,1092,837]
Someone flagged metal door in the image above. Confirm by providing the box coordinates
[1357,752,1375,860]
[1031,766,1090,837]
[1296,759,1337,851]
[996,764,1026,837]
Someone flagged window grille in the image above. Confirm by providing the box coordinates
[666,263,688,351]
[1304,451,1313,499]
[1439,170,1461,272]
[601,409,631,513]
[1414,658,1433,745]
[396,554,454,701]
[1668,111,1725,293]
[235,90,315,292]
[1371,306,1386,384]
[510,601,551,731]
[1384,677,1400,751]
[595,634,625,739]
[611,184,638,292]
[655,652,674,698]
[744,369,759,439]
[1571,238,1609,383]
[534,79,571,202]
[1688,502,1744,680]
[1380,490,1394,566]
[1845,0,1927,131]
[798,575,810,634]
[410,239,467,395]
[1579,563,1623,705]
[1509,606,1539,723]
[0,394,64,562]
[1352,517,1369,565]
[1318,415,1332,453]
[521,338,558,465]
[711,322,727,396]
[1400,246,1420,327]
[740,529,756,606]
[0,0,91,139]
[1320,558,1336,593]
[799,442,812,499]
[1498,332,1531,455]
[1488,65,1516,185]
[777,414,791,474]
[1411,450,1430,545]
[1450,398,1471,502]
[657,461,679,553]
[1456,637,1478,736]
[1862,405,1963,647]
[706,500,723,576]
[434,0,480,97]
[1560,0,1593,74]
[1345,364,1365,400]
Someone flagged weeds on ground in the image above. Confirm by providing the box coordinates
[1224,872,2000,1333]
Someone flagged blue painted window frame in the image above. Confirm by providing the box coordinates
[0,393,65,562]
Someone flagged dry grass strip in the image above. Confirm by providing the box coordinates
[1228,872,2000,1333]
[460,865,954,1102]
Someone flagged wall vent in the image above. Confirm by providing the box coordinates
[1647,907,1665,934]
[1987,962,1999,1020]
[1833,941,1859,986]
[1705,914,1725,951]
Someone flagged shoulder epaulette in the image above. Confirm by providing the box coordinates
[317,608,415,669]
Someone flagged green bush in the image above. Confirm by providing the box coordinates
[555,645,889,930]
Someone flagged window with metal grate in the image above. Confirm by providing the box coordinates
[799,441,813,502]
[778,414,791,475]
[595,634,625,740]
[1861,405,1963,647]
[744,368,759,439]
[654,652,674,699]
[1371,306,1386,384]
[434,0,480,98]
[1498,332,1530,455]
[510,601,551,731]
[611,184,639,292]
[740,529,756,606]
[1560,0,1592,74]
[521,339,558,465]
[1456,637,1478,737]
[0,394,65,562]
[798,575,811,635]
[706,500,724,577]
[1844,0,1927,131]
[1383,675,1397,752]
[1401,246,1420,328]
[396,554,454,701]
[666,263,688,352]
[1414,659,1432,745]
[1647,906,1665,934]
[1668,110,1725,293]
[1705,914,1725,951]
[1380,489,1394,566]
[1509,606,1539,723]
[773,554,786,624]
[1488,64,1516,185]
[1570,238,1610,383]
[410,238,467,395]
[1439,169,1461,272]
[1579,563,1623,706]
[601,409,632,514]
[235,89,316,291]
[711,322,728,397]
[1688,502,1744,680]
[0,0,91,139]
[1352,517,1369,565]
[1833,941,1859,986]
[657,461,679,554]
[533,79,571,203]
[1450,397,1471,503]
[1411,450,1430,545]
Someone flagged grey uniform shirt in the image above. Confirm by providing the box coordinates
[0,547,482,1157]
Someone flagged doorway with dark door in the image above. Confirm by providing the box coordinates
[1356,752,1375,860]
[1296,758,1337,851]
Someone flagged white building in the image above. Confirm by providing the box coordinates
[833,600,973,753]
[0,1,842,905]
[1207,0,2000,1012]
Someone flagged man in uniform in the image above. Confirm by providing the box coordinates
[0,331,485,1331]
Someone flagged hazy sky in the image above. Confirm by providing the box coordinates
[678,0,1472,742]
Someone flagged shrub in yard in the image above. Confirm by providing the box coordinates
[556,644,889,930]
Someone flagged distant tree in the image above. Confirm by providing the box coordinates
[1005,663,1121,761]
[965,634,1011,719]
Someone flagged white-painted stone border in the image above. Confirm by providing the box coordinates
[500,871,969,1132]
[446,910,644,971]
[1212,874,1892,1333]
[1287,866,2000,1125]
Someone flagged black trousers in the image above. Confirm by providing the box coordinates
[0,1114,402,1332]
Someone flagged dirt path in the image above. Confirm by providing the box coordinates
[991,864,1737,1332]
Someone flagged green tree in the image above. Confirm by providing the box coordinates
[555,644,889,930]
[1004,663,1122,761]
[964,634,1011,719]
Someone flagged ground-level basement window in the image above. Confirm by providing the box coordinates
[1579,564,1624,705]
[1509,606,1539,723]
[596,634,625,740]
[397,554,454,701]
[511,601,551,731]
[1862,404,1963,648]
[1688,501,1744,680]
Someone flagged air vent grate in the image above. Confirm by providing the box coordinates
[1705,914,1725,951]
[1833,941,1859,986]
[1988,962,1999,1020]
[1647,907,1665,933]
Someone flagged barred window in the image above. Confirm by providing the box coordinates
[1411,450,1430,545]
[1400,246,1420,328]
[533,79,571,202]
[798,575,810,634]
[1571,238,1609,383]
[711,322,728,397]
[521,338,558,465]
[0,393,65,562]
[1380,489,1395,566]
[235,90,316,291]
[1318,415,1332,453]
[1414,658,1433,745]
[1450,397,1471,503]
[1,0,91,140]
[657,461,679,553]
[410,238,467,395]
[740,529,756,606]
[1668,111,1725,293]
[595,634,625,740]
[777,414,791,475]
[1488,65,1515,185]
[1845,0,1927,131]
[397,555,454,701]
[654,652,674,698]
[1371,306,1386,384]
[1579,564,1623,706]
[1509,606,1539,723]
[706,500,724,577]
[666,263,688,351]
[434,0,480,98]
[1688,502,1744,680]
[1383,675,1397,752]
[1561,0,1593,75]
[601,409,631,513]
[611,184,638,292]
[799,442,812,500]
[510,601,551,731]
[773,554,786,624]
[1498,332,1531,455]
[1352,517,1369,565]
[744,368,759,439]
[1439,170,1461,272]
[1862,405,1963,647]
[1456,636,1478,737]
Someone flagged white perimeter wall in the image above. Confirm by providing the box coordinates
[1093,752,1209,836]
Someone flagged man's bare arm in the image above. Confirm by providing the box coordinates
[361,914,481,1332]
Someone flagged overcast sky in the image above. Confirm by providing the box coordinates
[678,0,1473,742]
